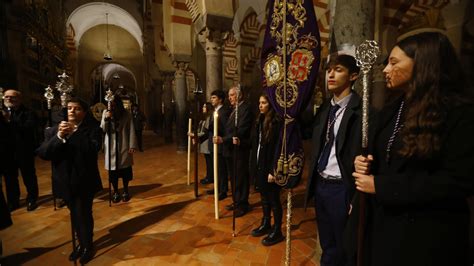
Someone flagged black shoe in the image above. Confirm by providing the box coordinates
[234,207,248,218]
[27,201,38,211]
[251,218,271,237]
[262,227,284,246]
[57,199,67,208]
[112,192,121,203]
[206,189,214,195]
[200,178,213,185]
[122,192,130,202]
[8,202,20,212]
[218,193,227,201]
[68,245,83,261]
[79,247,95,264]
[225,203,235,211]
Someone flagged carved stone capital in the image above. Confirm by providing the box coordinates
[198,27,224,55]
[173,61,189,78]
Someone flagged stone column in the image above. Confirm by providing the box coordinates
[199,28,223,99]
[173,61,189,152]
[162,74,174,143]
[334,0,375,47]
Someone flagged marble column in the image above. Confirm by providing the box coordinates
[174,61,189,152]
[199,28,223,99]
[333,0,375,47]
[162,74,174,143]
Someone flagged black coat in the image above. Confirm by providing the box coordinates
[249,115,282,191]
[7,105,38,160]
[347,98,474,266]
[36,120,103,201]
[222,101,254,157]
[304,93,362,208]
[0,117,12,230]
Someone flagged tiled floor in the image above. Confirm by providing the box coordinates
[0,131,321,265]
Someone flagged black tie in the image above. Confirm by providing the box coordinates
[317,104,341,172]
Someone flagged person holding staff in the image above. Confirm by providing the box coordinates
[101,97,137,203]
[351,32,474,266]
[37,98,102,264]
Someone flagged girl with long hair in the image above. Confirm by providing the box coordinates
[351,32,474,265]
[249,93,284,246]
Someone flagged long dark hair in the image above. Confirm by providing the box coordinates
[397,32,472,158]
[257,93,276,143]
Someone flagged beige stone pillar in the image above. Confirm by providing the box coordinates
[199,28,223,100]
[174,61,189,151]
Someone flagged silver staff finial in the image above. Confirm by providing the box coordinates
[105,88,114,110]
[55,71,74,108]
[355,40,380,74]
[44,85,54,110]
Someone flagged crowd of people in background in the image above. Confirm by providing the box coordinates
[1,32,473,265]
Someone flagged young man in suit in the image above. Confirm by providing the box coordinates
[37,98,102,264]
[304,54,361,266]
[199,89,231,200]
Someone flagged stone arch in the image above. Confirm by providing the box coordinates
[67,2,143,52]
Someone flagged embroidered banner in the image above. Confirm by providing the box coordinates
[261,0,321,188]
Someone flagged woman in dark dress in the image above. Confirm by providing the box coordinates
[249,93,284,246]
[351,32,474,266]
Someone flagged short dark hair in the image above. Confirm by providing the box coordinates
[211,89,226,101]
[327,53,360,75]
[68,97,89,111]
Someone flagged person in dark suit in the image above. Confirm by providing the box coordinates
[303,54,361,266]
[199,90,231,200]
[215,86,254,217]
[0,111,13,256]
[37,98,103,264]
[2,89,39,211]
[352,32,474,266]
[249,93,284,246]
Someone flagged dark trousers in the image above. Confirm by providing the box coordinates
[260,184,282,227]
[225,151,250,208]
[204,153,213,180]
[315,179,350,266]
[4,155,38,205]
[135,130,143,151]
[216,153,228,195]
[69,194,94,249]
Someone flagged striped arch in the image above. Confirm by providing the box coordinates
[242,47,262,73]
[224,32,239,80]
[185,0,200,23]
[383,0,449,30]
[240,11,260,46]
[314,0,330,48]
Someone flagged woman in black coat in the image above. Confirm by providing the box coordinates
[249,93,284,246]
[37,98,102,264]
[351,32,474,266]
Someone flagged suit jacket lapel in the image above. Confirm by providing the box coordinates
[336,93,361,155]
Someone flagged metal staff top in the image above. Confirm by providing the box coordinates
[55,71,74,109]
[235,85,240,128]
[355,40,380,150]
[105,88,115,111]
[44,85,54,110]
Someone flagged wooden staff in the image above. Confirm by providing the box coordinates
[232,87,239,237]
[55,71,76,263]
[187,117,192,186]
[105,89,115,207]
[355,40,380,266]
[213,111,219,219]
[43,85,56,210]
